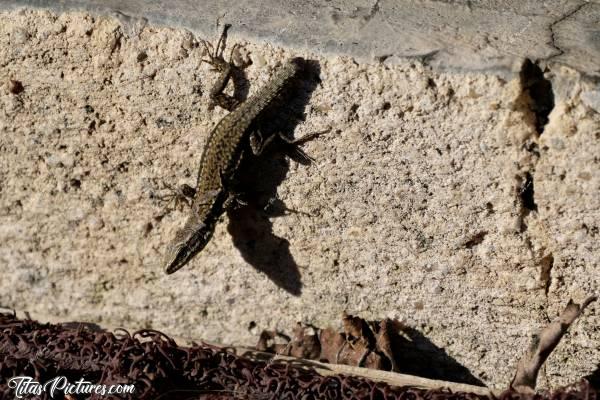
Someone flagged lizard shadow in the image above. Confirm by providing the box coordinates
[226,59,322,297]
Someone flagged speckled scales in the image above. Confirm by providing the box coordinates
[193,59,300,218]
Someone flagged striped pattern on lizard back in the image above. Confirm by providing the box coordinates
[191,58,301,218]
[163,57,304,275]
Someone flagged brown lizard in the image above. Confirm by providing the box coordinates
[163,25,319,274]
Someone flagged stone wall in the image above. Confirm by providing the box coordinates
[0,6,598,389]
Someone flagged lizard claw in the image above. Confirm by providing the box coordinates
[200,24,235,67]
[155,183,196,212]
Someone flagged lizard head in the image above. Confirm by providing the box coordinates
[163,216,216,274]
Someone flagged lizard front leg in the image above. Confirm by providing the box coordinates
[249,129,330,157]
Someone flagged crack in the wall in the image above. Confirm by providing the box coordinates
[519,169,537,216]
[342,0,380,23]
[539,254,554,296]
[520,59,554,135]
[514,59,558,304]
[516,59,552,232]
[541,2,588,62]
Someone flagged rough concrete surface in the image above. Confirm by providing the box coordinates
[0,7,598,390]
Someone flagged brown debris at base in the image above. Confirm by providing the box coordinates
[0,311,597,399]
[258,305,599,395]
[257,313,402,371]
[258,313,416,373]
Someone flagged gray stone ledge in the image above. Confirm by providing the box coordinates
[2,0,600,77]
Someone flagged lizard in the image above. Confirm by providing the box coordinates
[163,25,319,274]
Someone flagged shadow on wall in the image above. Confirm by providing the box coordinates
[395,326,485,386]
[226,59,323,296]
[585,364,600,390]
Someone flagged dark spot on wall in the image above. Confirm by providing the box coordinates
[8,79,24,94]
[70,178,81,189]
[348,103,360,121]
[137,51,148,62]
[464,231,488,249]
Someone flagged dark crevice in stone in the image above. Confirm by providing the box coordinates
[539,254,554,295]
[464,231,488,249]
[520,172,537,212]
[515,61,549,236]
[520,59,554,135]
